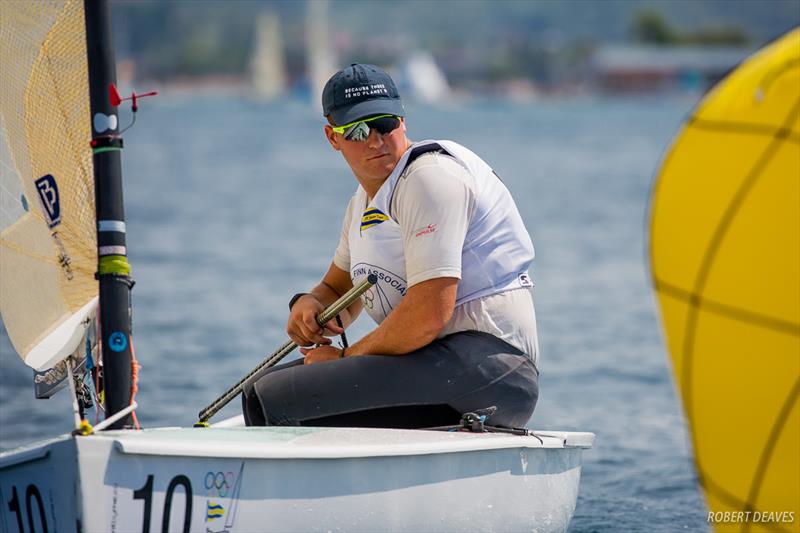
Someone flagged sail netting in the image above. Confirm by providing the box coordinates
[650,29,799,532]
[0,0,97,371]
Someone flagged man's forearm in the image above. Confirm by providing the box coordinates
[309,281,341,306]
[346,277,458,356]
[299,263,361,329]
[302,282,357,328]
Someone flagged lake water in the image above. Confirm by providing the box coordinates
[0,94,711,531]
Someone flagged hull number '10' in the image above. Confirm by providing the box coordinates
[4,484,49,533]
[133,474,193,533]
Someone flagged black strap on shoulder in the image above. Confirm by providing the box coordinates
[388,143,448,218]
[407,143,445,165]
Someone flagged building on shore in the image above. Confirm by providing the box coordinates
[591,45,753,93]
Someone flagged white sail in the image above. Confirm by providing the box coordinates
[250,12,287,101]
[400,52,451,104]
[0,0,98,371]
[306,0,336,109]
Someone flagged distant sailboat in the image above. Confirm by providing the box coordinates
[250,12,287,102]
[305,0,336,110]
[399,51,451,104]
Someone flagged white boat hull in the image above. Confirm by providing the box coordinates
[0,427,593,532]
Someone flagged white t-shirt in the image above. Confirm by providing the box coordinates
[334,141,540,370]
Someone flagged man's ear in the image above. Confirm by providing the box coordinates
[324,124,341,151]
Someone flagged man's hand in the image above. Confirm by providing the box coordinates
[286,294,344,347]
[302,345,343,365]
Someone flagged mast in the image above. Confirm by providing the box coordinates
[84,0,134,429]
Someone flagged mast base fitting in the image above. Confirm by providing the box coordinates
[72,419,94,437]
[193,421,210,428]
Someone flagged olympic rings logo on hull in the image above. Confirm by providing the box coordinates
[204,471,236,498]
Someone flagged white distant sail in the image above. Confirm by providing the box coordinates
[306,0,336,110]
[250,12,287,101]
[400,52,451,104]
[0,0,98,371]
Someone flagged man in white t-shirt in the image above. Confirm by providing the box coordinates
[242,64,539,429]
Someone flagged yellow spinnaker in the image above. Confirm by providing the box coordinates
[650,29,799,533]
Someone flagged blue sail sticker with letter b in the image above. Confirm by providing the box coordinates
[35,174,61,228]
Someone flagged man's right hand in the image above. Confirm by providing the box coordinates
[286,294,344,347]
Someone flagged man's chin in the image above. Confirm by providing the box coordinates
[368,160,396,177]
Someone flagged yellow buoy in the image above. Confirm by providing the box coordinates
[650,29,799,533]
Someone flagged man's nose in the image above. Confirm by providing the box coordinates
[367,128,385,148]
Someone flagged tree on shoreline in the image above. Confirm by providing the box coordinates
[631,9,751,46]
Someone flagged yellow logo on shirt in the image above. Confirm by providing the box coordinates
[360,208,389,232]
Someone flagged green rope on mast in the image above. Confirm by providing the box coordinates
[99,255,131,275]
[92,147,122,154]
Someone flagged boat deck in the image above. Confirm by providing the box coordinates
[94,426,595,459]
[1,426,594,467]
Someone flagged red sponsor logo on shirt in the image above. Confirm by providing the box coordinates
[414,224,437,237]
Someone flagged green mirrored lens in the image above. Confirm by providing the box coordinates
[344,121,370,141]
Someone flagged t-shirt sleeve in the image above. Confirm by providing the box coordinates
[392,155,475,287]
[333,194,356,272]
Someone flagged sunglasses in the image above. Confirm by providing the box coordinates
[332,114,402,142]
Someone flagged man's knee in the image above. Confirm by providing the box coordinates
[242,385,266,426]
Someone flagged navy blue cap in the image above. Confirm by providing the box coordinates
[322,63,404,125]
